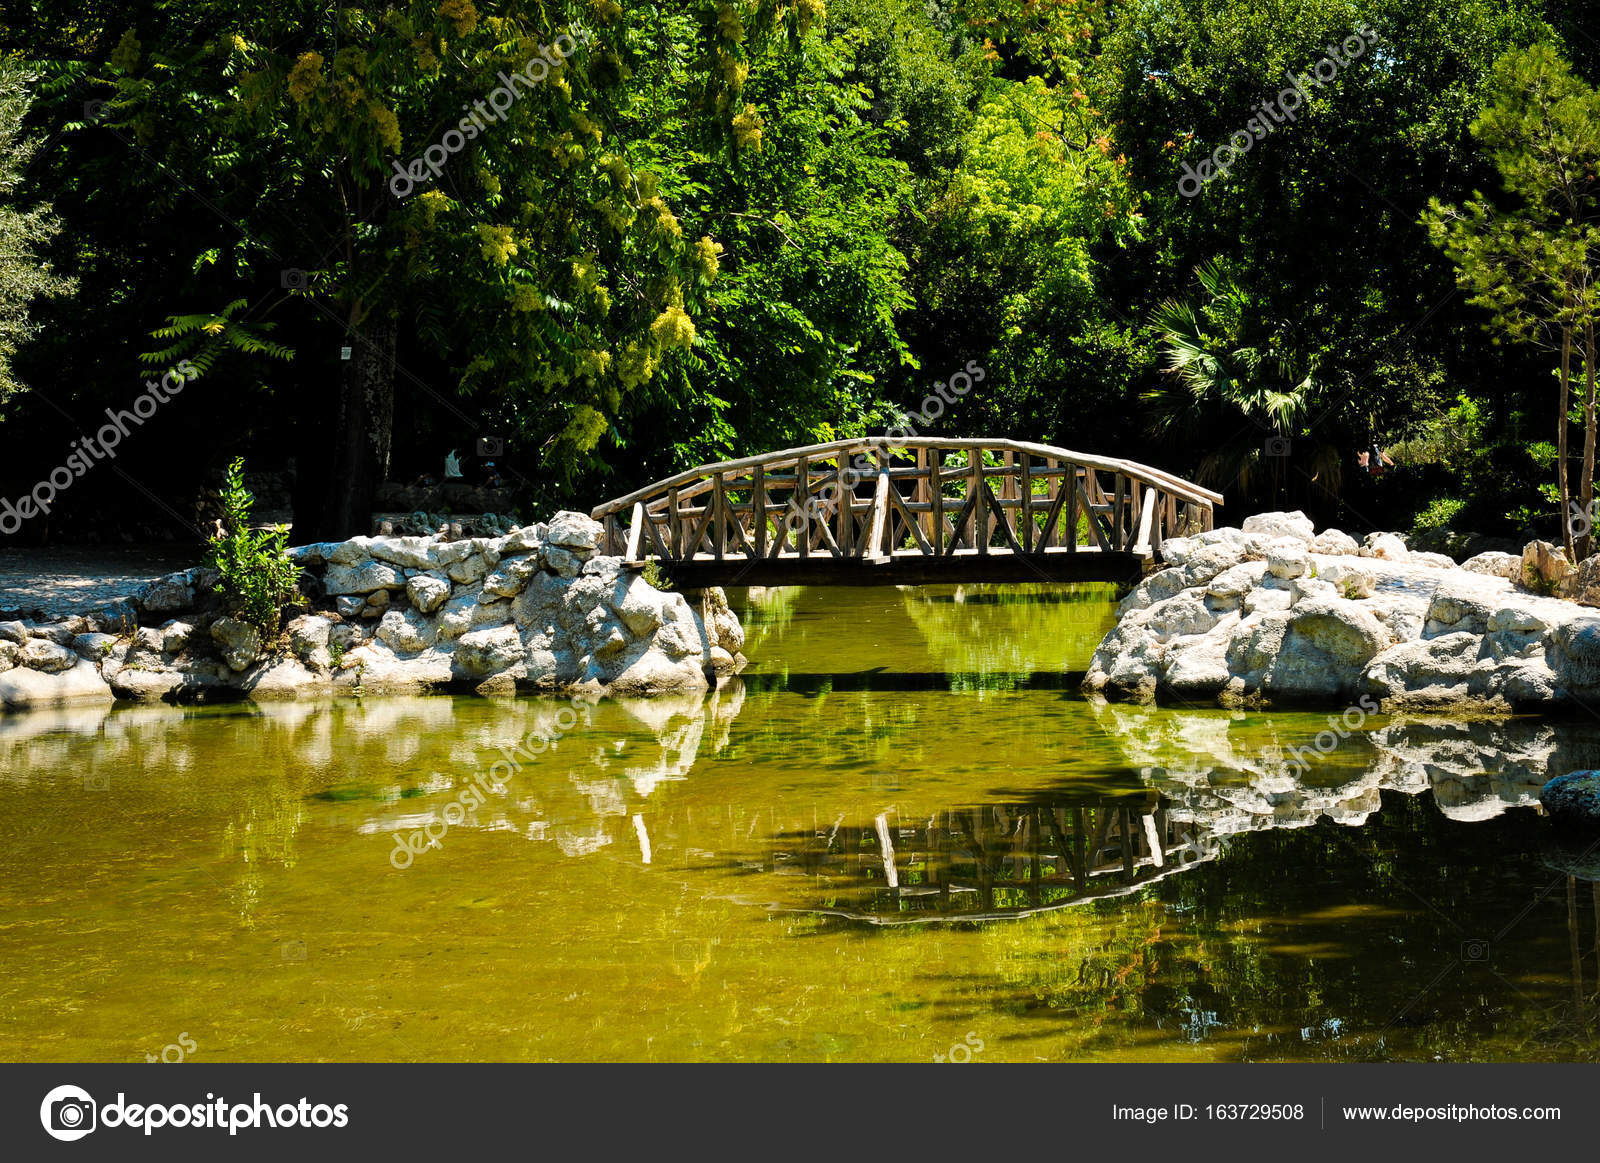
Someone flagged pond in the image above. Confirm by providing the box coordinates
[1,584,1598,1062]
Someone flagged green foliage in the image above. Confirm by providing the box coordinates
[640,560,674,592]
[1412,495,1467,534]
[205,457,303,634]
[0,54,75,402]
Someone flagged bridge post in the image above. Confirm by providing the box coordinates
[970,452,986,555]
[753,463,766,559]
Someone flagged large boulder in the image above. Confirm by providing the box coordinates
[1310,528,1360,555]
[1521,540,1573,593]
[545,511,604,553]
[323,561,402,596]
[1241,511,1315,544]
[0,658,114,709]
[366,536,438,570]
[209,616,263,672]
[453,625,525,677]
[139,572,194,613]
[18,638,78,674]
[406,572,452,614]
[1559,553,1600,607]
[1462,551,1520,580]
[1540,772,1600,829]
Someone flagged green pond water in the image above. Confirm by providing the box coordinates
[3,584,1600,1062]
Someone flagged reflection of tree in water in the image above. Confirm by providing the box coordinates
[896,584,1118,686]
[222,785,305,923]
[773,792,1217,923]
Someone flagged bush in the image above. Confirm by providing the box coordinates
[205,457,303,634]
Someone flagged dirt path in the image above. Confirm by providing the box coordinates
[0,546,195,619]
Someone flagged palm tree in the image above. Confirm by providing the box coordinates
[1146,260,1340,513]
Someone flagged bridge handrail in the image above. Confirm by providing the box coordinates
[591,436,1222,519]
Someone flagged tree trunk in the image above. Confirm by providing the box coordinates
[1584,319,1599,561]
[1559,315,1574,562]
[306,309,396,541]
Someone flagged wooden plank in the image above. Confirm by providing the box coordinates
[971,451,986,556]
[1076,473,1110,551]
[712,474,726,560]
[981,482,1023,553]
[1113,475,1125,551]
[668,486,681,558]
[867,469,891,561]
[753,463,767,559]
[795,455,810,560]
[1036,472,1070,553]
[836,460,853,556]
[1135,487,1158,556]
[941,491,977,556]
[1019,453,1033,553]
[888,488,932,555]
[929,449,943,555]
[626,502,646,561]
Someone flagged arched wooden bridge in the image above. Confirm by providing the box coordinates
[591,437,1221,587]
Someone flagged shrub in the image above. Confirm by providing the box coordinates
[205,457,303,634]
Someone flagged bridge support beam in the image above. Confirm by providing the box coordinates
[657,551,1149,590]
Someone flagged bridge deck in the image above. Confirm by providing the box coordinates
[657,545,1147,588]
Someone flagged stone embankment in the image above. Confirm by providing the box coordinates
[0,511,745,711]
[1084,510,1600,713]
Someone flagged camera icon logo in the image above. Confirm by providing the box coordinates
[83,772,109,792]
[281,939,307,961]
[83,99,107,123]
[476,436,505,457]
[280,268,310,290]
[1461,938,1490,962]
[1264,435,1292,458]
[40,1084,97,1141]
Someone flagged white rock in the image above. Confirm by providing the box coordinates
[323,561,402,595]
[406,572,452,614]
[18,638,78,674]
[1267,542,1310,579]
[1462,551,1520,580]
[1241,511,1315,543]
[209,617,263,672]
[160,620,194,653]
[1361,532,1409,560]
[1310,528,1360,555]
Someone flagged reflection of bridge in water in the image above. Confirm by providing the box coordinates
[775,794,1220,925]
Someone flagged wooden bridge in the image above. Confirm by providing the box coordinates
[591,437,1221,587]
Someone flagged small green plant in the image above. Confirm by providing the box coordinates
[205,457,304,635]
[327,638,346,669]
[641,559,675,592]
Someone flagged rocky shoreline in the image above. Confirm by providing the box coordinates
[0,511,746,712]
[1084,511,1600,714]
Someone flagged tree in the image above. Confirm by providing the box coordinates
[1425,44,1600,558]
[1147,259,1336,511]
[0,54,75,401]
[83,1,823,537]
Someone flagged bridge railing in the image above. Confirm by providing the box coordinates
[591,437,1220,565]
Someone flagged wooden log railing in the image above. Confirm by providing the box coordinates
[592,438,1220,573]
